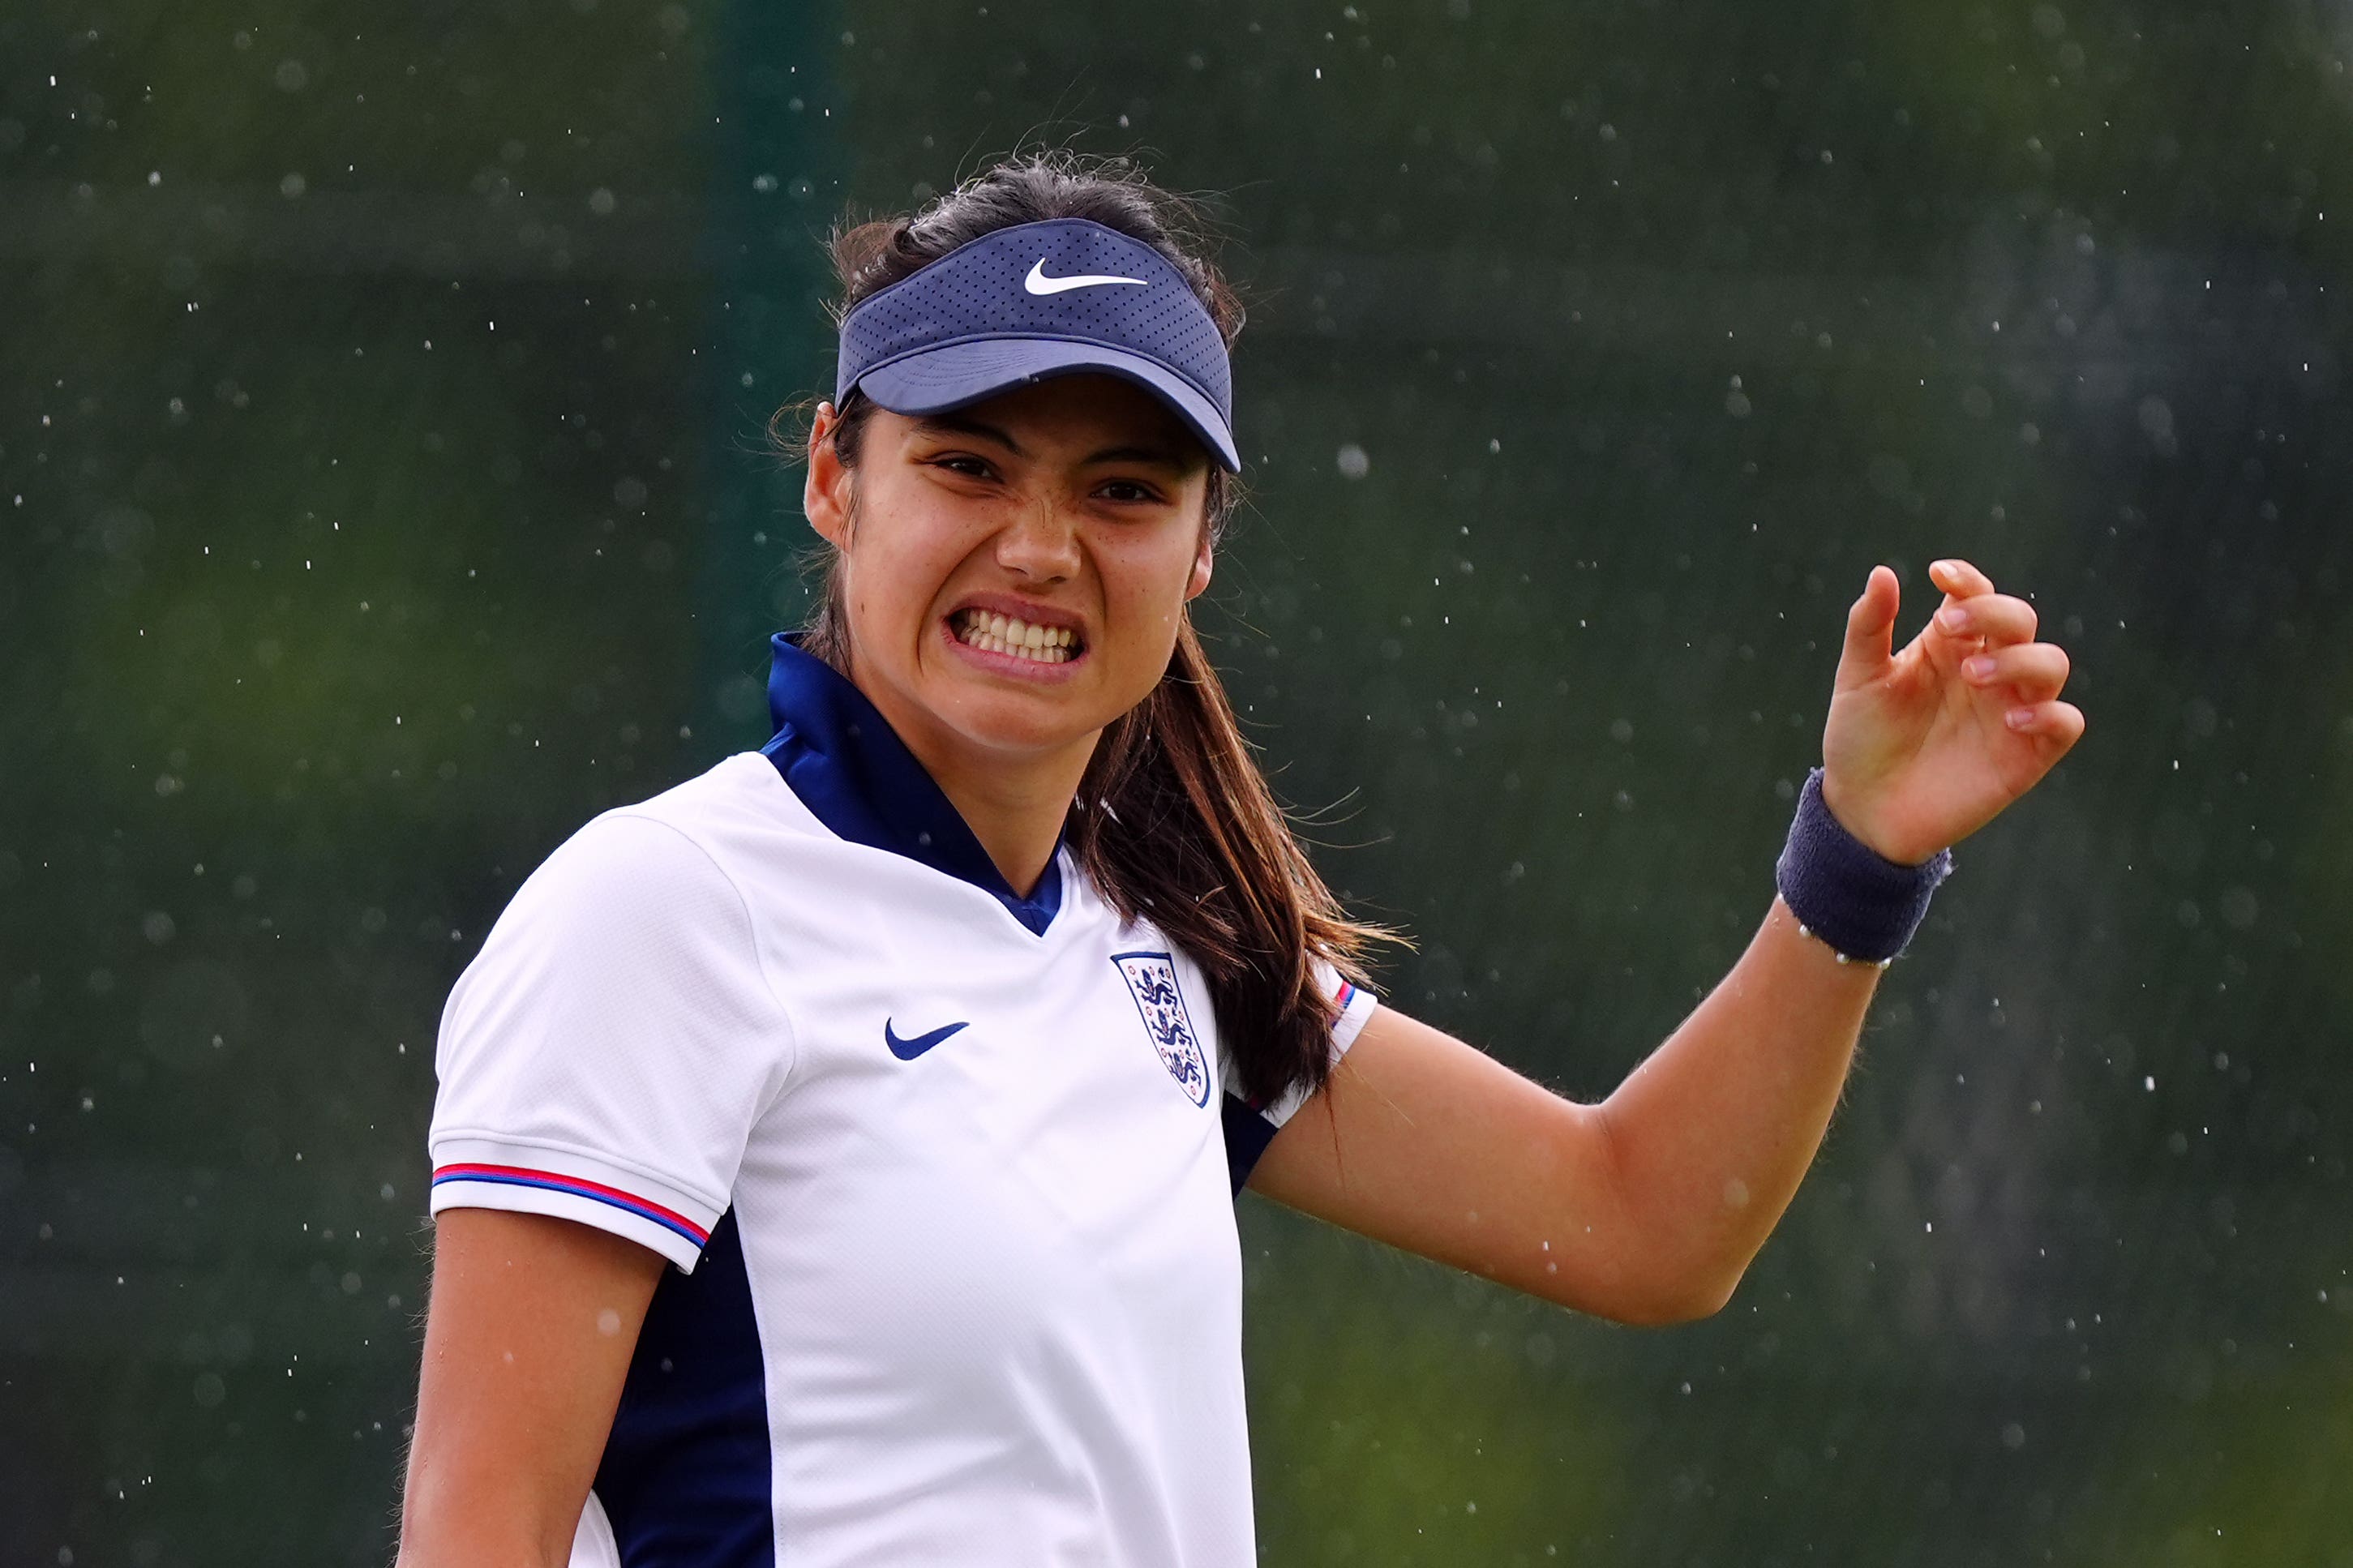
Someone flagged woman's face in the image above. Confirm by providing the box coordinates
[804,374,1215,778]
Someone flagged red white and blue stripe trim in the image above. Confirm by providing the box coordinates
[1333,979,1359,1012]
[431,1162,711,1249]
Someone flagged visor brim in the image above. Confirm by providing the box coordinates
[853,338,1241,473]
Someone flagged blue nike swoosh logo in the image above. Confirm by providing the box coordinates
[885,1019,971,1061]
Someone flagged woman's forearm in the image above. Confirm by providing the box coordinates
[1592,893,1883,1313]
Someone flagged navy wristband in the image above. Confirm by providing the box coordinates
[1774,767,1954,966]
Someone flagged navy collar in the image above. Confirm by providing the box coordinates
[759,633,1064,936]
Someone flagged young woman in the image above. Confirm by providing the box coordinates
[396,155,2084,1567]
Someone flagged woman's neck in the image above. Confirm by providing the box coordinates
[847,664,1095,899]
[926,747,1093,898]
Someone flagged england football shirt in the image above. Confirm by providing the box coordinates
[426,635,1378,1567]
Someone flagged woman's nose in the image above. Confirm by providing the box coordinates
[995,499,1082,582]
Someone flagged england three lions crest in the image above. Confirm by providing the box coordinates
[1112,951,1211,1107]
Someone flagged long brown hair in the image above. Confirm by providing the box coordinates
[773,152,1394,1112]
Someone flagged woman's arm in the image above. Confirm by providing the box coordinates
[1254,556,2084,1323]
[396,1210,664,1567]
[1249,893,1877,1324]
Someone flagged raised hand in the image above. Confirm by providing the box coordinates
[1818,558,2086,865]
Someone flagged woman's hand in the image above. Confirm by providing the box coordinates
[1819,557,2086,865]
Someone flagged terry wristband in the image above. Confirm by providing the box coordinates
[1773,767,1955,968]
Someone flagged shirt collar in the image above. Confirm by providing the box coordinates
[759,632,1064,936]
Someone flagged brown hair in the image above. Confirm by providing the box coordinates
[772,152,1393,1112]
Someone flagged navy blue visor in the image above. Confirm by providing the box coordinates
[834,217,1239,472]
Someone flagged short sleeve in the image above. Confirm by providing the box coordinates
[427,812,791,1272]
[1218,961,1378,1193]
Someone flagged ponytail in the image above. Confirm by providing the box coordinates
[776,152,1396,1110]
[1069,619,1387,1110]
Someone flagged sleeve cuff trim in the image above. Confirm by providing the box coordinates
[1329,980,1378,1057]
[431,1163,711,1249]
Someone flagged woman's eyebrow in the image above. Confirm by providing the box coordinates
[1082,443,1199,473]
[914,415,1197,475]
[913,413,1026,456]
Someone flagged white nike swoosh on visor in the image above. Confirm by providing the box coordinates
[1023,259,1150,296]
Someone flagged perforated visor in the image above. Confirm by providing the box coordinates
[858,336,1241,473]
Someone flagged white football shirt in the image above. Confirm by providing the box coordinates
[427,636,1377,1567]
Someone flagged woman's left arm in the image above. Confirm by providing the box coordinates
[1250,557,2086,1325]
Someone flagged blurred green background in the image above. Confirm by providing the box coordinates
[5,0,2351,1562]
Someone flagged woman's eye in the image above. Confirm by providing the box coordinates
[931,455,992,478]
[1098,480,1164,504]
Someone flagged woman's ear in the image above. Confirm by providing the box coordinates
[804,402,852,549]
[1183,520,1215,602]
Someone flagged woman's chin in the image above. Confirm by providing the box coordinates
[937,688,1113,760]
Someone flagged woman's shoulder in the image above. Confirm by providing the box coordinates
[551,751,826,876]
[472,752,825,960]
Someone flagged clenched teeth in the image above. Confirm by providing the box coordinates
[952,608,1081,664]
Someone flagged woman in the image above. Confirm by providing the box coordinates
[396,155,2083,1566]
